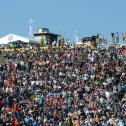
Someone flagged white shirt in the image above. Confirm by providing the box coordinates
[118,121,124,126]
[105,91,110,98]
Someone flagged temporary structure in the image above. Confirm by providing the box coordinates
[0,34,30,45]
[76,41,83,45]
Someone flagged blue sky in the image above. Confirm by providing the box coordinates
[0,0,126,42]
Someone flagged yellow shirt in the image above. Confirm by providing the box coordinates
[73,120,80,126]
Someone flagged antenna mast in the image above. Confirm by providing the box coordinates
[75,30,79,44]
[28,19,33,38]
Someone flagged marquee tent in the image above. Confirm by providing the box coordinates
[0,34,30,45]
[76,41,83,45]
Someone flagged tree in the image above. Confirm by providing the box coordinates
[41,37,44,47]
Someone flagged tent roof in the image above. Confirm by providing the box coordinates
[0,34,30,44]
[76,41,83,45]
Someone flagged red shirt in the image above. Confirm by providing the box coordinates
[13,104,19,113]
[12,119,19,126]
[13,67,17,73]
[7,107,12,113]
[9,79,13,85]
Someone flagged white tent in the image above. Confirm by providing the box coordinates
[76,41,83,45]
[0,34,30,45]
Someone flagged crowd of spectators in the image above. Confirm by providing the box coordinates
[0,46,125,126]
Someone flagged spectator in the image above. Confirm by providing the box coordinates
[0,46,125,125]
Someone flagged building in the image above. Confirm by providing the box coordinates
[82,36,97,47]
[82,35,107,48]
[33,28,62,46]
